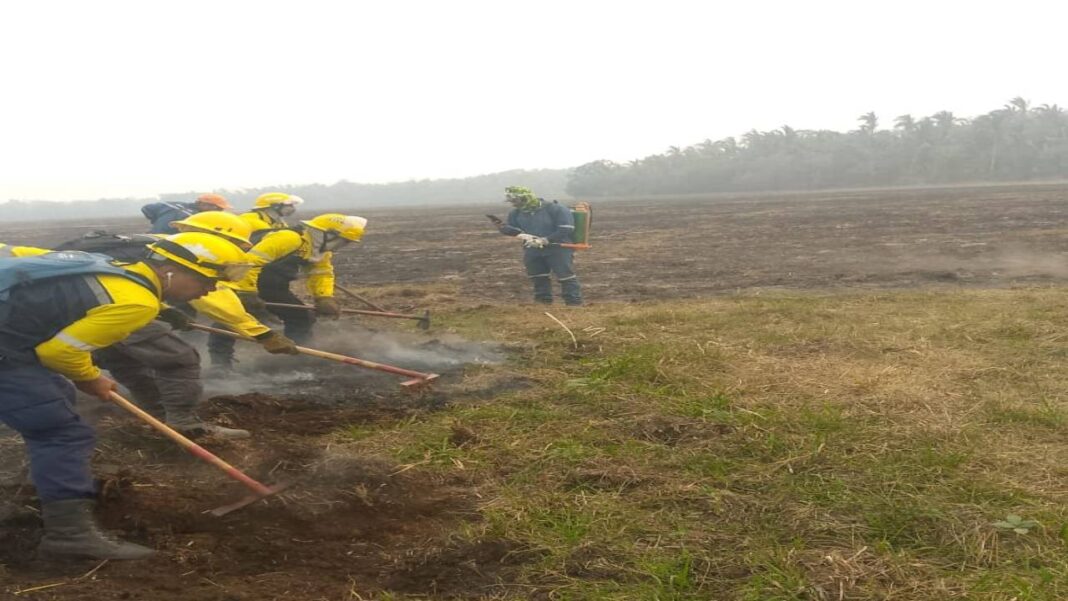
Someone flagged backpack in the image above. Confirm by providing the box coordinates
[0,251,153,302]
[53,231,159,263]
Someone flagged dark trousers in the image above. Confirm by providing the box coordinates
[0,364,96,502]
[523,247,583,305]
[94,321,202,426]
[258,270,315,343]
[207,272,315,365]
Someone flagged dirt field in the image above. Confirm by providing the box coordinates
[5,182,1068,305]
[3,182,1068,600]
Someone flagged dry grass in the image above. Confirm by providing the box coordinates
[327,287,1068,600]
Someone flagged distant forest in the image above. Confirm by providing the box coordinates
[0,169,569,221]
[5,97,1067,221]
[567,97,1068,196]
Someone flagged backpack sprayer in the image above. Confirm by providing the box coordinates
[486,202,593,250]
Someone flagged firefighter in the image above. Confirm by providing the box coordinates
[89,212,298,437]
[141,193,232,234]
[239,192,304,234]
[497,186,583,306]
[208,214,366,368]
[0,233,248,560]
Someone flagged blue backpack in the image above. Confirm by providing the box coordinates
[0,251,153,302]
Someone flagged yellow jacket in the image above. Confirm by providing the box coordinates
[0,243,50,257]
[2,242,272,340]
[36,263,162,381]
[240,210,286,233]
[188,286,271,338]
[236,229,334,297]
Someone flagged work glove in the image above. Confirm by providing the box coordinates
[259,331,300,354]
[236,291,268,314]
[157,307,193,331]
[314,296,342,319]
[523,236,549,249]
[516,233,537,244]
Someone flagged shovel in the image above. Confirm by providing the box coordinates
[106,391,289,516]
[189,323,439,389]
[264,301,431,330]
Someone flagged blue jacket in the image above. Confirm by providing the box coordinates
[506,201,575,243]
[141,202,197,234]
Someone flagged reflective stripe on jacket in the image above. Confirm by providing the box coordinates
[0,262,162,380]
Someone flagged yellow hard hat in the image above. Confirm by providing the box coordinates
[254,192,305,209]
[170,211,252,245]
[300,213,368,242]
[147,232,251,281]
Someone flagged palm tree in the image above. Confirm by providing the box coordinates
[1006,96,1030,114]
[857,112,878,134]
[894,114,917,135]
[932,111,957,131]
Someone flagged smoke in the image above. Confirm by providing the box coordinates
[199,322,504,398]
[888,246,1068,280]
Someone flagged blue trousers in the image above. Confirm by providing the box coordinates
[523,247,583,305]
[0,364,96,502]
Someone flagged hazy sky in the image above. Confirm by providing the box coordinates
[2,0,1066,202]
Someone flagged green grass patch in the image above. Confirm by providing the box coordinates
[330,287,1068,599]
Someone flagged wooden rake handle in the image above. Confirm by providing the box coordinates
[264,301,429,325]
[106,391,273,496]
[335,284,388,312]
[189,323,439,387]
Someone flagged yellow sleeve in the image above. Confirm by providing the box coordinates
[188,287,271,338]
[35,276,160,381]
[232,230,303,293]
[301,254,333,298]
[305,252,335,298]
[239,212,271,232]
[0,243,52,257]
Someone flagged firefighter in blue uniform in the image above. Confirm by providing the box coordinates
[497,186,583,306]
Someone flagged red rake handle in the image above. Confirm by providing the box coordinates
[295,346,432,379]
[106,391,272,496]
[189,323,437,381]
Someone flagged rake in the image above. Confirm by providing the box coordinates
[106,391,290,516]
[189,323,439,389]
[263,302,431,330]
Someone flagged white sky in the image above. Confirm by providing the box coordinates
[1,0,1066,202]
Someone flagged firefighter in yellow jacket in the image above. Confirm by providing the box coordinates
[75,212,300,437]
[208,214,366,367]
[0,233,249,561]
[239,192,304,234]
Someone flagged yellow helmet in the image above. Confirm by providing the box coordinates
[170,211,252,246]
[147,232,251,281]
[301,213,368,242]
[254,192,305,209]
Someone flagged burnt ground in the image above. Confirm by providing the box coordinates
[3,182,1068,598]
[6,182,1068,304]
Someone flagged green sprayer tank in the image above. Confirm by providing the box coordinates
[571,202,592,248]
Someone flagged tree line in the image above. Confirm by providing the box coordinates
[566,97,1068,197]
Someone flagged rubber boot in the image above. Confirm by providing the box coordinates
[167,411,250,440]
[38,499,155,560]
[206,353,235,376]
